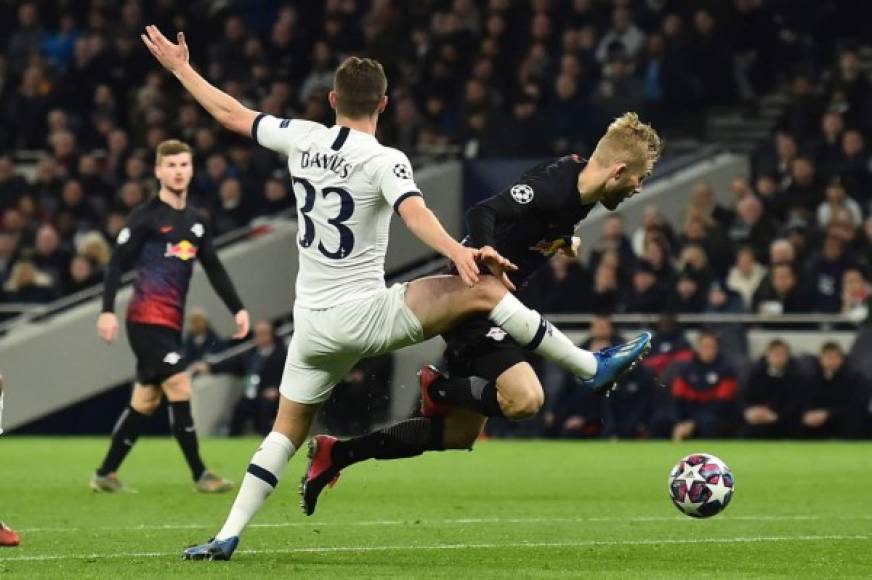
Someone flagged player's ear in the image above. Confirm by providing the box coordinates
[328,90,338,111]
[612,162,627,181]
[377,95,388,115]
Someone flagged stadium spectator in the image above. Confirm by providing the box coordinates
[728,194,774,264]
[2,260,57,304]
[689,182,734,230]
[741,339,804,438]
[727,245,767,310]
[804,229,857,313]
[705,281,745,314]
[631,205,676,257]
[625,260,666,313]
[817,181,862,230]
[671,331,740,440]
[65,254,101,295]
[768,238,796,267]
[834,129,872,206]
[841,268,870,321]
[29,224,71,288]
[192,320,284,437]
[587,260,621,314]
[182,308,227,365]
[801,342,871,439]
[526,253,589,314]
[753,264,811,315]
[644,315,694,378]
[595,6,645,63]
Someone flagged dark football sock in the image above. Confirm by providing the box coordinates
[428,375,504,417]
[97,406,150,476]
[168,401,207,481]
[330,417,445,470]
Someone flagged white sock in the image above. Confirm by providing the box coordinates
[489,293,597,378]
[216,431,295,540]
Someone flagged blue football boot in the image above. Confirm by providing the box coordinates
[580,332,652,395]
[182,536,239,561]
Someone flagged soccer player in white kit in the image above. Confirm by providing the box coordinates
[141,26,652,560]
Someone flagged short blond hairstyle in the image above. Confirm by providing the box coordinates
[590,112,662,173]
[155,139,193,164]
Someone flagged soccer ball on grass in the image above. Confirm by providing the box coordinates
[668,453,734,518]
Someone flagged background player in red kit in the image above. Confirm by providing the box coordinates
[93,139,250,493]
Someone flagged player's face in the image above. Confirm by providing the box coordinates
[601,164,650,210]
[155,152,194,195]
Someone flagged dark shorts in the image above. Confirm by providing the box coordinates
[443,314,529,381]
[126,321,184,385]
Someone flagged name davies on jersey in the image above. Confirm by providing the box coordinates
[300,150,353,179]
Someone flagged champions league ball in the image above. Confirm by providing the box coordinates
[668,453,734,518]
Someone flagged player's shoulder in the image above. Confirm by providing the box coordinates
[127,196,160,222]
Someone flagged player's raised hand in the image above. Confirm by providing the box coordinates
[141,25,190,73]
[450,246,481,287]
[233,309,251,339]
[97,312,119,344]
[480,245,519,291]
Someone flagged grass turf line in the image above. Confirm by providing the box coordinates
[0,438,870,578]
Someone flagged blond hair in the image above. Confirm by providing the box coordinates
[590,112,662,173]
[155,139,193,164]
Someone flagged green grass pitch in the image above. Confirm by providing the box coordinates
[1,438,870,578]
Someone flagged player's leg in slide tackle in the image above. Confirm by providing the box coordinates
[302,282,650,515]
[182,274,650,560]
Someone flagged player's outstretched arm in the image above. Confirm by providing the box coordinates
[398,196,497,288]
[141,25,258,137]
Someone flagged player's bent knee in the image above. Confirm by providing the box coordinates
[501,390,544,421]
[472,277,507,311]
[162,373,192,401]
[132,398,160,416]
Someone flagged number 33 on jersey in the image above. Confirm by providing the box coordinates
[252,114,421,310]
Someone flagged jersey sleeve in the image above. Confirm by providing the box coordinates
[251,114,321,156]
[375,148,422,213]
[101,207,150,313]
[197,221,245,315]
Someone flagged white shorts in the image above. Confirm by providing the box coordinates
[279,283,424,404]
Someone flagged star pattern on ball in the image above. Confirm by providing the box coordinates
[708,473,733,505]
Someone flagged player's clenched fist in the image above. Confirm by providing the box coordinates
[97,312,119,344]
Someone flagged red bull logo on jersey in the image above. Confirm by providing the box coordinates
[164,240,198,261]
[530,237,568,257]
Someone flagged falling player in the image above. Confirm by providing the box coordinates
[140,25,650,561]
[301,113,662,515]
[92,139,250,494]
[0,373,21,547]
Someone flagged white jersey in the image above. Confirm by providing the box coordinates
[254,115,422,309]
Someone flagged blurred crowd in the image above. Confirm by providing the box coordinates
[2,0,864,308]
[495,315,872,440]
[518,30,872,318]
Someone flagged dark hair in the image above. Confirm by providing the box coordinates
[767,338,789,351]
[820,341,843,355]
[334,57,387,119]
